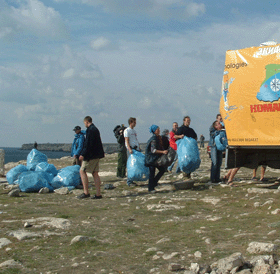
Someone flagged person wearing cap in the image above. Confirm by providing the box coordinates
[71,125,86,166]
[145,125,168,193]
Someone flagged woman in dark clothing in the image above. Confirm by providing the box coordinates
[145,125,168,193]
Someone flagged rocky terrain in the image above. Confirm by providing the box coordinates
[1,148,280,273]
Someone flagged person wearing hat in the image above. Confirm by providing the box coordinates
[71,125,86,166]
[145,125,168,193]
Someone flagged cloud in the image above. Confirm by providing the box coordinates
[0,0,67,40]
[90,37,118,51]
[53,0,205,20]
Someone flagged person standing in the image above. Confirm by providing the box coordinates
[167,122,178,173]
[71,126,85,166]
[199,134,205,148]
[77,116,105,199]
[124,117,140,186]
[209,120,223,184]
[145,125,168,193]
[174,116,197,178]
[113,125,127,178]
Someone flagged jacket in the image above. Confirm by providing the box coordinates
[81,124,105,160]
[116,134,126,153]
[71,131,85,157]
[145,135,161,167]
[169,131,177,150]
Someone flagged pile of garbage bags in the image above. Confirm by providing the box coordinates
[127,150,149,181]
[177,137,201,174]
[6,149,81,192]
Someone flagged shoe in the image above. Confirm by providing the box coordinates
[128,182,137,187]
[149,190,156,194]
[251,176,258,181]
[77,193,90,199]
[91,195,103,199]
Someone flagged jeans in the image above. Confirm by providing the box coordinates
[210,146,223,182]
[167,153,178,172]
[148,166,166,191]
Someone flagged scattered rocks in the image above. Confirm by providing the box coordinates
[0,238,12,249]
[54,187,69,195]
[70,235,93,245]
[213,252,245,273]
[162,252,179,260]
[24,217,71,229]
[156,237,170,244]
[247,188,275,194]
[8,188,20,197]
[247,242,278,254]
[8,230,41,241]
[39,187,50,194]
[200,197,221,206]
[168,263,182,271]
[147,204,185,211]
[194,251,202,258]
[0,259,22,268]
[146,247,158,252]
[23,222,32,228]
[271,208,280,215]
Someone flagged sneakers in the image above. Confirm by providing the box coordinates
[76,193,90,199]
[128,182,137,187]
[91,195,103,199]
[149,190,156,194]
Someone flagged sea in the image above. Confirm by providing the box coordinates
[0,147,70,164]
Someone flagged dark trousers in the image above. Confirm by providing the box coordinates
[210,146,223,182]
[117,150,127,178]
[148,166,166,191]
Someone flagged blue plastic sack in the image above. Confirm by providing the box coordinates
[27,149,48,171]
[215,130,228,151]
[35,162,58,177]
[127,150,149,181]
[6,165,28,185]
[51,165,81,189]
[18,171,54,192]
[177,137,201,174]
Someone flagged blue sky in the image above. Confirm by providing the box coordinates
[1,0,280,146]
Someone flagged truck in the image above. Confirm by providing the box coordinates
[220,41,280,169]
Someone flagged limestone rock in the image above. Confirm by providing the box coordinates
[247,188,274,194]
[156,237,170,244]
[0,259,22,268]
[23,222,32,228]
[247,242,278,254]
[146,247,158,252]
[162,252,179,260]
[237,270,252,274]
[168,263,182,271]
[152,255,160,260]
[8,188,20,197]
[54,187,69,195]
[250,255,274,266]
[213,252,245,273]
[0,238,12,249]
[24,217,71,229]
[8,230,41,240]
[190,262,200,273]
[194,251,202,258]
[271,209,280,215]
[39,187,50,194]
[71,235,93,245]
[253,259,272,274]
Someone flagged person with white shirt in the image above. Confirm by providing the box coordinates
[124,117,140,186]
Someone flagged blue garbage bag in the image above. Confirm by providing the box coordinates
[215,130,228,151]
[35,162,58,177]
[27,149,48,171]
[51,165,81,189]
[127,150,149,181]
[18,171,54,192]
[177,137,201,174]
[6,165,28,185]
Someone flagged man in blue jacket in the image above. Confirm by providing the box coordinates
[71,126,85,166]
[77,116,105,199]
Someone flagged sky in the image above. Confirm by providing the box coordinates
[1,0,280,147]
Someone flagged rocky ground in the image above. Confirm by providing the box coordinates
[1,148,280,273]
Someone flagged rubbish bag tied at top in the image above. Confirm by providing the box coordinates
[18,171,54,192]
[50,165,81,189]
[177,136,201,174]
[214,130,228,151]
[35,162,58,177]
[27,149,48,171]
[127,150,149,181]
[6,164,28,185]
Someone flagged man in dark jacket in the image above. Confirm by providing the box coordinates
[77,116,105,199]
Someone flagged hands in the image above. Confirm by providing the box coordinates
[162,150,168,155]
[129,149,133,154]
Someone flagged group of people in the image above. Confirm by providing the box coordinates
[71,114,267,199]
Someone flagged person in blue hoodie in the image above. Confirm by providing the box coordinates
[71,126,85,166]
